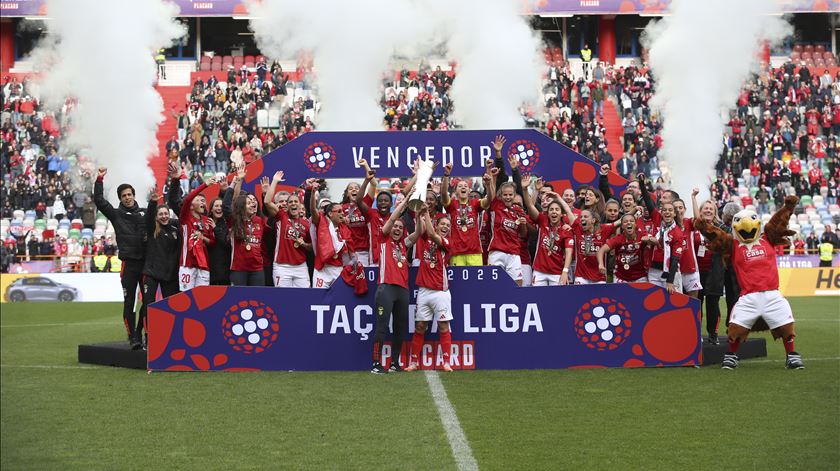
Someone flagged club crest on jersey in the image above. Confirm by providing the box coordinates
[303,142,337,174]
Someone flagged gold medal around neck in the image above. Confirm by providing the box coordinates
[245,243,251,251]
[397,261,404,268]
[429,262,436,269]
[461,226,468,232]
[294,242,300,248]
[623,263,630,270]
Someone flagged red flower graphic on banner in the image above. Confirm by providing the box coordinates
[574,297,631,351]
[303,142,337,174]
[221,301,280,354]
[507,139,540,173]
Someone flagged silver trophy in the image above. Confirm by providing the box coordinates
[407,158,435,212]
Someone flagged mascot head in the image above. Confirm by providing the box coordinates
[732,209,762,244]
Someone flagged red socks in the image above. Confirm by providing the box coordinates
[411,332,424,364]
[784,336,795,354]
[440,331,452,365]
[728,338,742,354]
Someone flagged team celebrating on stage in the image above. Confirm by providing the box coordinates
[97,134,804,372]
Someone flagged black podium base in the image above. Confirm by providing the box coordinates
[78,341,147,370]
[701,337,767,366]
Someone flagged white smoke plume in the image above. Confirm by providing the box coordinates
[643,0,790,201]
[247,0,437,131]
[436,0,543,129]
[247,0,542,131]
[30,0,184,202]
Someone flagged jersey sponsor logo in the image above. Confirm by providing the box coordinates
[744,246,767,261]
[303,141,337,174]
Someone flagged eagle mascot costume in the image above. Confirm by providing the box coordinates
[694,195,804,370]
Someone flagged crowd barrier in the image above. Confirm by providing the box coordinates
[2,266,838,303]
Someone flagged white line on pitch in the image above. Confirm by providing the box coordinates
[0,321,120,328]
[0,364,104,370]
[424,370,479,471]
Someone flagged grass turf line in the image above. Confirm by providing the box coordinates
[2,297,838,470]
[1,303,454,471]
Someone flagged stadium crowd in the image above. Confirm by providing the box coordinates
[2,57,840,277]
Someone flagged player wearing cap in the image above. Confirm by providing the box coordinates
[371,197,422,374]
[406,209,453,371]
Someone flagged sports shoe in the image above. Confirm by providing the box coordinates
[441,363,453,372]
[721,353,739,370]
[142,334,148,351]
[129,336,142,351]
[404,363,419,372]
[785,352,805,370]
[370,362,388,375]
[708,333,719,345]
[389,363,405,373]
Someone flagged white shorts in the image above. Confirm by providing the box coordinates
[532,270,561,286]
[615,276,648,283]
[521,265,533,287]
[680,271,702,292]
[488,251,523,282]
[273,262,310,288]
[574,277,605,285]
[355,251,370,267]
[730,290,795,330]
[648,268,669,288]
[179,266,209,291]
[312,265,342,289]
[416,287,453,322]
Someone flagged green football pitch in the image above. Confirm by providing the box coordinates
[2,297,838,470]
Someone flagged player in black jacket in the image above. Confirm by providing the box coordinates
[94,167,147,349]
[137,176,182,349]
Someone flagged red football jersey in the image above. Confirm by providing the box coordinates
[378,231,408,288]
[415,234,449,291]
[179,183,215,269]
[572,220,617,282]
[649,210,684,267]
[365,206,388,264]
[446,198,483,256]
[679,218,699,274]
[532,213,574,275]
[343,196,371,252]
[731,235,779,295]
[605,232,649,281]
[488,199,526,255]
[687,219,713,272]
[229,215,265,272]
[273,210,311,266]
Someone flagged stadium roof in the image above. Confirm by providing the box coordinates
[1,0,834,18]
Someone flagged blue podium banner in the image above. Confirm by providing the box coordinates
[197,129,629,202]
[148,267,702,372]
